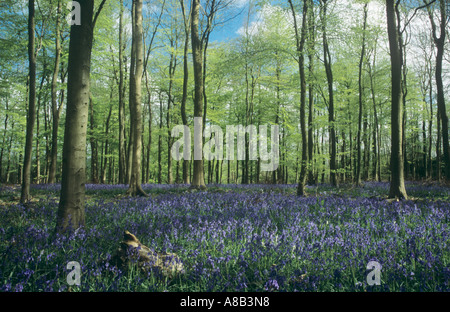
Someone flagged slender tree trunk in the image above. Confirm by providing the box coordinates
[101,93,113,183]
[20,0,36,204]
[437,110,441,181]
[289,0,308,196]
[145,71,152,183]
[89,94,99,184]
[320,0,337,187]
[307,0,315,185]
[191,0,206,189]
[368,44,380,181]
[426,0,449,180]
[180,0,190,184]
[0,96,8,182]
[387,0,407,199]
[127,0,147,196]
[428,75,433,179]
[356,3,368,186]
[118,0,127,184]
[48,0,62,184]
[166,51,176,184]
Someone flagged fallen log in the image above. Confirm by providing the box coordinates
[110,230,184,278]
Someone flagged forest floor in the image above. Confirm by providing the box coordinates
[0,181,449,292]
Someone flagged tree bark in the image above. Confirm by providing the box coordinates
[48,0,63,184]
[56,0,97,233]
[89,94,99,184]
[190,0,206,189]
[289,0,308,196]
[127,0,147,196]
[356,3,368,186]
[387,0,407,199]
[180,0,190,184]
[425,0,449,180]
[118,0,127,184]
[20,0,36,204]
[307,0,315,185]
[320,0,337,187]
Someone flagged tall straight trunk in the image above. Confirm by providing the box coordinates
[158,92,163,184]
[166,51,176,184]
[118,0,127,184]
[191,0,206,189]
[145,72,152,183]
[425,0,449,180]
[356,3,368,186]
[436,110,441,181]
[386,0,407,199]
[422,119,427,178]
[0,96,9,182]
[368,45,380,181]
[127,0,147,196]
[101,93,113,183]
[48,0,62,184]
[307,0,315,185]
[320,0,337,187]
[20,0,36,204]
[180,0,190,184]
[428,76,433,179]
[56,0,98,233]
[89,94,99,183]
[289,0,308,196]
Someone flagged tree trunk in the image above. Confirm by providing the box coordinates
[158,92,163,184]
[127,0,147,196]
[320,0,337,187]
[118,0,127,184]
[426,0,449,180]
[166,51,176,184]
[48,0,62,184]
[89,94,99,184]
[307,0,315,185]
[56,0,97,233]
[356,3,368,186]
[180,0,190,184]
[20,0,36,204]
[386,0,407,199]
[289,0,308,196]
[190,0,206,189]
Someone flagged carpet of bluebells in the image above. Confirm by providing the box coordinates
[0,182,449,292]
